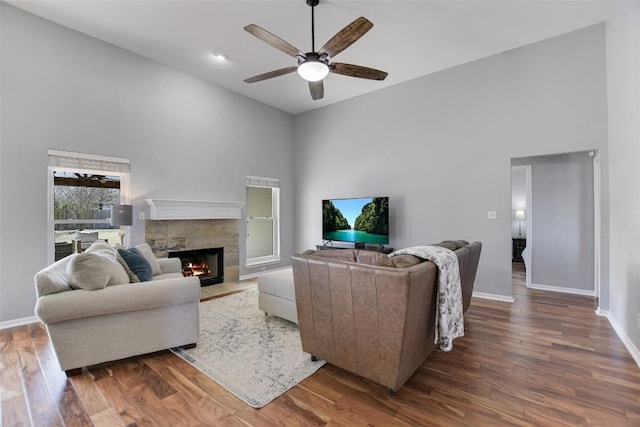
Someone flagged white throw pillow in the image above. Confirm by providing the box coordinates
[66,252,129,290]
[85,240,115,256]
[135,243,162,276]
[65,240,130,290]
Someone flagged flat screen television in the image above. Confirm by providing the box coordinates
[322,197,389,246]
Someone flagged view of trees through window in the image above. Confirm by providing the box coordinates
[53,171,122,259]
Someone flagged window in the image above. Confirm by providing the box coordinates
[48,150,130,262]
[246,176,280,266]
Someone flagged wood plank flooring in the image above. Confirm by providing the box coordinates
[3,265,640,426]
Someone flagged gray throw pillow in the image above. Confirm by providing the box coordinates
[115,251,141,283]
[117,247,153,282]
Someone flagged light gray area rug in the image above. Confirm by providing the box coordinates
[171,288,325,408]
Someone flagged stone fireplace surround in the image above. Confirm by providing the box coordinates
[143,200,244,283]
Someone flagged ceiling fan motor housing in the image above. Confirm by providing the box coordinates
[298,52,329,65]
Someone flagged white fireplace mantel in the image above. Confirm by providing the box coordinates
[144,199,245,220]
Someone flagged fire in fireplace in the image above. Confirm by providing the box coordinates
[168,247,223,286]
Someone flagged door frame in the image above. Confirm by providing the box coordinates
[511,151,601,304]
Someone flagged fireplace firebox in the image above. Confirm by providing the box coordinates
[168,247,223,286]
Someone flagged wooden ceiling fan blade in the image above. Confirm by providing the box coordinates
[309,80,324,100]
[244,24,305,58]
[318,17,373,59]
[330,63,388,80]
[244,66,298,83]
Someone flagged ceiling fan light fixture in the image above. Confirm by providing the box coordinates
[297,58,329,82]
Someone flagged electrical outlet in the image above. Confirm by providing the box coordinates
[487,211,498,220]
[139,212,145,220]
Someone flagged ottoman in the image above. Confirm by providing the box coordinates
[257,268,297,323]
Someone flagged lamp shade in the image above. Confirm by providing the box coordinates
[112,204,133,226]
[297,54,329,82]
[515,209,526,220]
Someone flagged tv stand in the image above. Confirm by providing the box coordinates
[316,244,393,254]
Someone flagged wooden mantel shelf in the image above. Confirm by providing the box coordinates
[144,199,244,220]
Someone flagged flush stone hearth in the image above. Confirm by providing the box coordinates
[145,218,240,283]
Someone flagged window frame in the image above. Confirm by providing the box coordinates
[47,150,130,264]
[245,176,280,267]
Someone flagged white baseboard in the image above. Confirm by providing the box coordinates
[597,309,640,368]
[241,266,292,280]
[528,283,595,296]
[0,316,39,330]
[472,292,515,303]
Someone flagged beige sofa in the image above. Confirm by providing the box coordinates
[291,240,481,393]
[34,244,201,375]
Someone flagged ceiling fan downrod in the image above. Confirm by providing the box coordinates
[307,0,319,52]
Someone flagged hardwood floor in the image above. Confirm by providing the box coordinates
[3,268,640,426]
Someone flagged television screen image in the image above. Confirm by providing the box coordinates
[322,197,389,245]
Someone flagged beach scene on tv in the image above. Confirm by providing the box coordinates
[322,197,389,245]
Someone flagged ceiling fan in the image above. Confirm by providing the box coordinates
[243,0,388,101]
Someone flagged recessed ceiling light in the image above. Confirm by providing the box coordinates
[211,53,227,62]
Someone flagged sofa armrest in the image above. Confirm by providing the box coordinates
[158,257,182,274]
[35,276,200,325]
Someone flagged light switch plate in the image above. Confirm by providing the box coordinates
[487,211,498,220]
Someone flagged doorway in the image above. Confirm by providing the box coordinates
[511,151,599,301]
[510,165,530,295]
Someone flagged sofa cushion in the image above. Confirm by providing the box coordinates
[307,249,357,262]
[258,269,295,300]
[153,272,186,281]
[390,254,424,268]
[437,240,469,250]
[355,250,394,267]
[434,241,457,251]
[117,247,153,282]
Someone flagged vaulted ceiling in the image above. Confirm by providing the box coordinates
[8,0,615,115]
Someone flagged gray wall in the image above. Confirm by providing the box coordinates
[0,4,294,322]
[293,24,608,299]
[513,153,594,292]
[606,2,640,354]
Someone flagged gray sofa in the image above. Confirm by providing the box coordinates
[34,244,201,375]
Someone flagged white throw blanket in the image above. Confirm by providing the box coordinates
[389,245,464,351]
